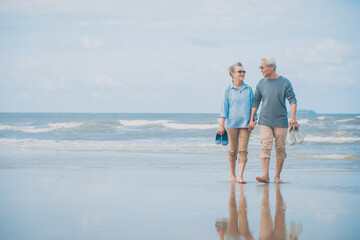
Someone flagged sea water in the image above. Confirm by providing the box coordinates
[0,112,359,168]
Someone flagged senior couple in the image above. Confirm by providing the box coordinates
[217,57,298,184]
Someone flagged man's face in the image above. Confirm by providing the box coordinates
[260,61,273,78]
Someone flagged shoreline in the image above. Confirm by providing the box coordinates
[0,165,359,240]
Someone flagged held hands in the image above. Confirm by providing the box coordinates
[247,119,257,131]
[218,119,257,134]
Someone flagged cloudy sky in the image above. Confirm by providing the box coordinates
[0,0,359,113]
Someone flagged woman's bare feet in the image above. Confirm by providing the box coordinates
[256,176,270,183]
[237,178,247,184]
[274,177,285,183]
[231,175,237,182]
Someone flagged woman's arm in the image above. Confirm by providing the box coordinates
[217,117,226,135]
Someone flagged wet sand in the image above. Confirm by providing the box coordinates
[0,150,359,240]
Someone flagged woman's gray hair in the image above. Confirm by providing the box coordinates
[261,56,277,71]
[228,62,243,78]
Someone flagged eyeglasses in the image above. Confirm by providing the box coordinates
[259,66,264,70]
[235,70,246,74]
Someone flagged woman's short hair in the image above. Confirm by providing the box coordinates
[261,56,277,71]
[228,62,243,78]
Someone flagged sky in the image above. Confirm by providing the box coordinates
[0,0,359,114]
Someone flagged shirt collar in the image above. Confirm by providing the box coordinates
[231,81,249,91]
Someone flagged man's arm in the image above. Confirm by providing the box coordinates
[289,104,299,128]
[248,83,261,131]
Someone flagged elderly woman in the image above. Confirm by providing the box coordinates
[217,62,257,183]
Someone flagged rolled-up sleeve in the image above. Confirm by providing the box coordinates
[220,87,229,118]
[285,81,297,105]
[252,83,262,109]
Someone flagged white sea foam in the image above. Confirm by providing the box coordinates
[163,122,218,130]
[0,138,216,151]
[305,135,360,143]
[338,125,360,130]
[0,122,85,133]
[0,124,12,131]
[311,154,357,159]
[48,122,84,129]
[17,126,53,133]
[3,119,219,133]
[297,119,310,125]
[288,118,319,126]
[118,119,218,130]
[295,118,324,128]
[118,120,168,127]
[335,118,356,123]
[0,125,50,133]
[318,116,326,120]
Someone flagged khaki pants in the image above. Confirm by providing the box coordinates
[227,128,250,163]
[259,125,287,160]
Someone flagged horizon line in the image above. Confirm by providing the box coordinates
[1,111,360,115]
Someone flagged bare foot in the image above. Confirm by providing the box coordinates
[231,176,237,182]
[274,177,285,184]
[237,178,247,184]
[256,176,270,183]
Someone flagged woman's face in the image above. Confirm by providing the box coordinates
[231,66,245,82]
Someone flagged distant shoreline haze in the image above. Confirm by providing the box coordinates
[1,110,360,115]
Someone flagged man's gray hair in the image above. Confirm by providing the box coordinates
[262,56,277,71]
[228,62,243,78]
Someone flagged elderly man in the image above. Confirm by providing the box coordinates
[248,57,298,183]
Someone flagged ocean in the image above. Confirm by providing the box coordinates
[1,112,359,159]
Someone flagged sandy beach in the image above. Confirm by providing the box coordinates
[0,148,359,240]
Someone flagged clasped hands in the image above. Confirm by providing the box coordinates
[217,119,257,135]
[247,119,257,132]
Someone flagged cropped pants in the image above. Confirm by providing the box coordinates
[227,128,250,163]
[259,125,287,160]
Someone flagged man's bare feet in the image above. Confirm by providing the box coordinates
[256,176,270,183]
[237,178,247,184]
[231,176,237,182]
[274,177,285,183]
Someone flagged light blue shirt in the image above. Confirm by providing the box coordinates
[220,82,257,128]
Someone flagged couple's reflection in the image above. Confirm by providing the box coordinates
[215,183,254,240]
[216,183,300,240]
[259,184,285,240]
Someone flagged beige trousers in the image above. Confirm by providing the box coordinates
[227,128,250,163]
[259,125,287,160]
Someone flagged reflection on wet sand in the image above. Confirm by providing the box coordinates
[260,184,285,240]
[215,184,302,240]
[216,183,254,240]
